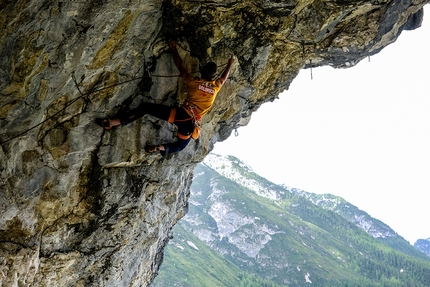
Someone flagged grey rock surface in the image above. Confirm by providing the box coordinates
[0,0,428,286]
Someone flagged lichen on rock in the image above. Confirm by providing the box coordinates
[0,0,428,286]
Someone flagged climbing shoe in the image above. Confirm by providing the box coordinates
[95,118,112,130]
[145,145,159,153]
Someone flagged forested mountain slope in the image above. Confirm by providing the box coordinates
[152,154,430,287]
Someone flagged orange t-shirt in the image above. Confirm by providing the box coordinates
[183,74,223,117]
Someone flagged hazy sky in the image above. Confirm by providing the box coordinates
[213,8,430,244]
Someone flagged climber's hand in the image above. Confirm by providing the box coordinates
[228,54,235,66]
[169,40,177,50]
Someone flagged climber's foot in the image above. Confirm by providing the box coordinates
[145,145,159,153]
[96,118,112,130]
[96,118,121,130]
[145,145,165,153]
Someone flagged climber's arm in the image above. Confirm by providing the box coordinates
[169,41,188,80]
[219,55,235,85]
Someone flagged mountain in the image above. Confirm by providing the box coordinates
[291,189,429,260]
[152,154,430,287]
[414,238,430,257]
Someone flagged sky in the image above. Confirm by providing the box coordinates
[213,7,430,244]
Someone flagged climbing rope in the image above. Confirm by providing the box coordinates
[71,72,84,97]
[0,63,229,145]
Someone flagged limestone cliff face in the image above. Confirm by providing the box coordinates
[0,0,427,286]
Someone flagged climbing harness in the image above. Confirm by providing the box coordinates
[0,62,229,145]
[182,102,202,128]
[167,103,202,140]
[182,102,202,140]
[166,107,192,140]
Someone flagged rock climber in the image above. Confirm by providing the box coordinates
[97,41,235,156]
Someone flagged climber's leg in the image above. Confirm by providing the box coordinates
[160,137,192,155]
[119,102,171,125]
[97,103,172,129]
[145,111,194,156]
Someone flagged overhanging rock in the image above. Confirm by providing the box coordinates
[0,0,427,286]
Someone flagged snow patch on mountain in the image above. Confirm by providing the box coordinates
[293,188,397,239]
[205,200,283,258]
[208,179,229,202]
[187,241,199,250]
[208,202,254,240]
[203,154,285,200]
